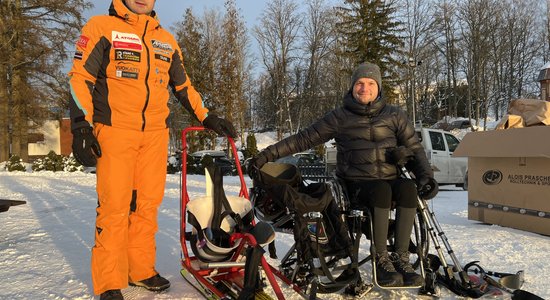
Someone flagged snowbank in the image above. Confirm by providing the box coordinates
[1,172,549,299]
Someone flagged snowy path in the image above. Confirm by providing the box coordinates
[1,171,549,299]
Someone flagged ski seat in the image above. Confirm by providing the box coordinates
[180,127,286,300]
[187,194,254,262]
[251,163,361,294]
[187,195,252,234]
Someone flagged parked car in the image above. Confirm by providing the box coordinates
[448,119,472,130]
[190,150,237,176]
[275,151,322,166]
[432,119,473,131]
[221,148,244,164]
[416,128,468,190]
[275,155,315,166]
[431,122,452,131]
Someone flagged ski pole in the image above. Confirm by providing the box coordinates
[401,166,467,284]
[422,196,471,285]
[415,193,456,281]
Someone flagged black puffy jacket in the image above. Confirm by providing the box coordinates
[263,92,433,181]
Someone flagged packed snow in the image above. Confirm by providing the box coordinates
[1,169,549,300]
[1,123,548,299]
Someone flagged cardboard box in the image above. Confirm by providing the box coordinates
[454,126,550,236]
[507,98,550,126]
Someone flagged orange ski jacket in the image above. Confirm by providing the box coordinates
[68,0,209,132]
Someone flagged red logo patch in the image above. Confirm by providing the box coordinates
[113,41,143,51]
[76,35,90,48]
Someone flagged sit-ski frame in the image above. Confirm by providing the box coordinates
[180,126,305,300]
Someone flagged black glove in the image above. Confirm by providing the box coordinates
[72,126,102,167]
[247,150,271,180]
[417,177,439,200]
[203,114,237,138]
[390,146,414,167]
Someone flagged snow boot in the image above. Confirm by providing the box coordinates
[391,251,424,286]
[375,252,404,287]
[99,289,123,300]
[129,274,170,292]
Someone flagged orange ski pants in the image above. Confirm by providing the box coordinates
[91,124,169,295]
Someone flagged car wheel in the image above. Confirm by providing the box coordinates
[462,172,468,191]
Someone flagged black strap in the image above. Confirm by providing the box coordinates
[311,215,358,288]
[350,212,361,269]
[464,261,518,279]
[237,246,265,300]
[187,212,205,240]
[206,163,243,232]
[268,241,277,258]
[207,164,223,230]
[219,210,244,232]
[313,216,338,283]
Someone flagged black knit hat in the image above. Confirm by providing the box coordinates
[351,62,382,90]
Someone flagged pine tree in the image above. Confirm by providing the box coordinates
[244,133,258,159]
[173,8,228,151]
[0,0,90,162]
[174,8,209,102]
[172,8,206,151]
[335,0,404,102]
[219,0,250,137]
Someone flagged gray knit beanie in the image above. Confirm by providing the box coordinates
[351,62,382,90]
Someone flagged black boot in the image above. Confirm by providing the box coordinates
[391,251,424,286]
[375,252,404,287]
[129,274,170,292]
[99,289,123,300]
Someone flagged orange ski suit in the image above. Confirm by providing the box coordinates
[68,0,209,295]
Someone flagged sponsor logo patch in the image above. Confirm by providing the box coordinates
[115,50,141,62]
[151,39,173,52]
[76,35,90,48]
[154,53,171,63]
[115,64,139,79]
[74,50,83,60]
[112,31,143,51]
[116,70,139,79]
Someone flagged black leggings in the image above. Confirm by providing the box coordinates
[346,178,417,210]
[346,178,418,254]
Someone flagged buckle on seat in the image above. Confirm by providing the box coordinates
[350,210,364,218]
[303,211,323,219]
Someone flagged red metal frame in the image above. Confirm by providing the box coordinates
[179,126,285,299]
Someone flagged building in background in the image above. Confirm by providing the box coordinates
[27,118,72,160]
[537,62,550,101]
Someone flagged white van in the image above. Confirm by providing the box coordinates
[324,128,468,190]
[416,128,468,190]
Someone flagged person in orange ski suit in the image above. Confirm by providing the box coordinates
[68,1,236,299]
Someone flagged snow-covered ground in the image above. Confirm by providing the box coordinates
[1,170,549,300]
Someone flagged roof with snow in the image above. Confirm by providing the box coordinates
[537,62,550,81]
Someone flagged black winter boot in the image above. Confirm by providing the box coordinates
[391,251,424,286]
[375,252,404,287]
[129,274,170,292]
[99,289,123,300]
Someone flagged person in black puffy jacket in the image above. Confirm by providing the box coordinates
[249,62,438,287]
